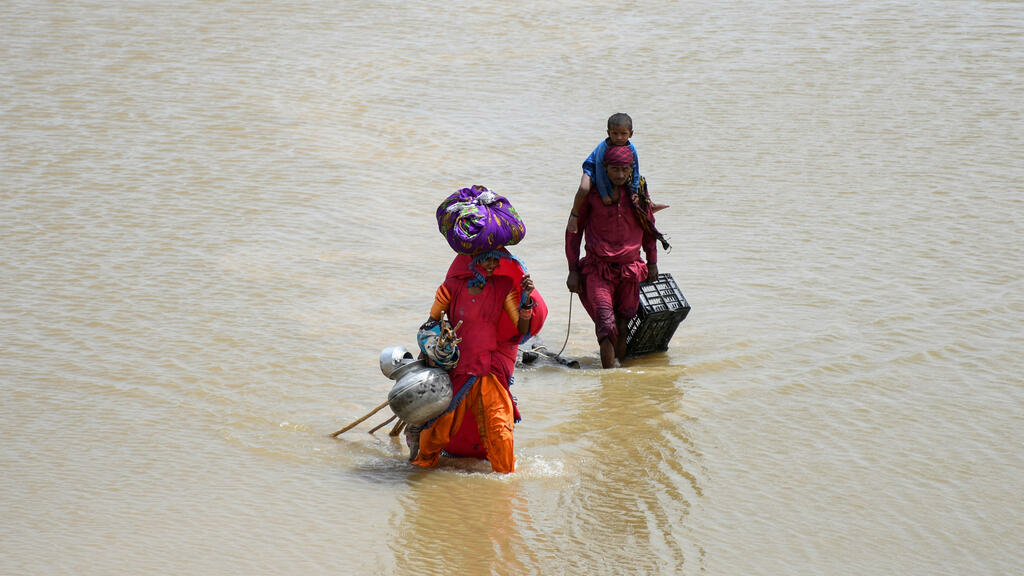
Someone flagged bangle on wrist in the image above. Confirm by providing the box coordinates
[570,211,579,218]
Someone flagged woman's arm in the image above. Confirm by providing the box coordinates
[503,275,535,335]
[428,284,450,321]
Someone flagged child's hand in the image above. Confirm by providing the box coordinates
[652,203,669,213]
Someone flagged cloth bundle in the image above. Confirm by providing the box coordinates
[436,185,526,255]
[417,318,461,371]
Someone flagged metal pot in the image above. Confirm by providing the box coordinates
[386,359,453,425]
[379,346,416,380]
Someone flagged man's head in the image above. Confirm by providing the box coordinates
[604,145,634,186]
[607,113,634,146]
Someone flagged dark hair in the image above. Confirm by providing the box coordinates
[607,113,633,130]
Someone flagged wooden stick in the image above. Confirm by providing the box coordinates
[330,400,390,437]
[389,419,407,437]
[368,414,398,435]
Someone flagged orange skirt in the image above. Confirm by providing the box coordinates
[410,373,516,473]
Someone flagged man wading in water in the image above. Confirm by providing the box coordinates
[565,144,667,368]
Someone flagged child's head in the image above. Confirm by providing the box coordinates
[606,113,634,146]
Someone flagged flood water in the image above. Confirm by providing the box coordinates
[2,1,1022,574]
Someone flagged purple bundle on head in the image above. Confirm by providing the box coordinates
[436,185,526,254]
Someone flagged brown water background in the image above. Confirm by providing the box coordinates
[2,1,1022,574]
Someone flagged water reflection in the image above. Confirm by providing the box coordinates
[391,471,535,575]
[554,363,705,574]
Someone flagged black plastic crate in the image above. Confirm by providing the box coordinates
[624,273,691,358]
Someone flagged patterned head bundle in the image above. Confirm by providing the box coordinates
[436,185,526,255]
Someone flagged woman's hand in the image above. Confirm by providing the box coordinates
[521,274,534,298]
[517,275,536,335]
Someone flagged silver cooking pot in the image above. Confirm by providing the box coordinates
[386,358,453,425]
[379,346,416,380]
